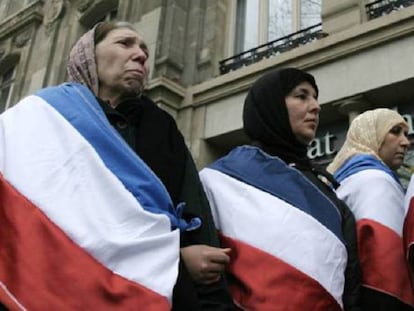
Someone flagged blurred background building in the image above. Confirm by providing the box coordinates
[1,0,414,184]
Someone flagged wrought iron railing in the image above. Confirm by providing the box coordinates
[219,23,327,75]
[366,0,414,20]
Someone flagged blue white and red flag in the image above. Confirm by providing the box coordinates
[0,83,180,310]
[200,146,347,311]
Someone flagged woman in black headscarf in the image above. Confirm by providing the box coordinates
[200,67,362,311]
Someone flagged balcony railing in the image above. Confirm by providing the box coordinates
[366,0,414,20]
[219,23,327,75]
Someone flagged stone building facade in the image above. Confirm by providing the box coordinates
[1,0,414,182]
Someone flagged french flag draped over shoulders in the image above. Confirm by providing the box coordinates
[0,83,180,310]
[335,158,414,307]
[200,146,347,311]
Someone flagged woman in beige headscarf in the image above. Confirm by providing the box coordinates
[328,108,414,311]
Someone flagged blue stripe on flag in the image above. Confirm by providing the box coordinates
[36,83,187,230]
[334,154,402,186]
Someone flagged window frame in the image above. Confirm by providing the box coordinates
[232,0,321,55]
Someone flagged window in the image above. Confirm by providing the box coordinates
[96,8,118,24]
[235,0,321,53]
[0,66,16,112]
[299,0,322,29]
[79,0,119,29]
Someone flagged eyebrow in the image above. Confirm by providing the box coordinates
[295,87,310,93]
[294,87,317,97]
[113,35,148,49]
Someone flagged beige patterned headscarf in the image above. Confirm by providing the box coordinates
[327,108,408,174]
[66,24,100,96]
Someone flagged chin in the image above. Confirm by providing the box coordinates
[123,84,144,97]
[299,139,313,146]
[390,162,403,171]
[298,135,315,146]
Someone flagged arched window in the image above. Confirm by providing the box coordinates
[235,0,321,53]
[0,65,16,112]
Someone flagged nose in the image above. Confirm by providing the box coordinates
[132,46,148,64]
[401,134,411,149]
[310,97,321,113]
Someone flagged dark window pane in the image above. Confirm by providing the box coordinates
[109,9,118,21]
[2,67,14,83]
[235,0,258,53]
[0,86,10,112]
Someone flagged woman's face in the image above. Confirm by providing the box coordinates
[378,123,410,170]
[95,27,149,99]
[285,81,320,145]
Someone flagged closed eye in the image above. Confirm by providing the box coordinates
[117,38,134,46]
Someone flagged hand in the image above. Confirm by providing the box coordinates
[180,245,231,285]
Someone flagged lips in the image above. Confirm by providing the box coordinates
[125,69,146,81]
[126,69,144,76]
[395,152,406,159]
[305,119,318,128]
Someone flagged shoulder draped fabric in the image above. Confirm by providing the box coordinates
[334,154,402,186]
[328,108,414,308]
[0,83,182,310]
[332,148,414,308]
[200,145,347,311]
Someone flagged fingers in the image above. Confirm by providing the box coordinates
[204,247,231,264]
[179,245,233,284]
[203,261,226,273]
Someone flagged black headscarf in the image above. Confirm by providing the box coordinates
[243,67,318,169]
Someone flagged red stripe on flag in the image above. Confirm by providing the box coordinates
[358,218,414,306]
[0,174,170,310]
[220,234,342,311]
[0,283,24,311]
